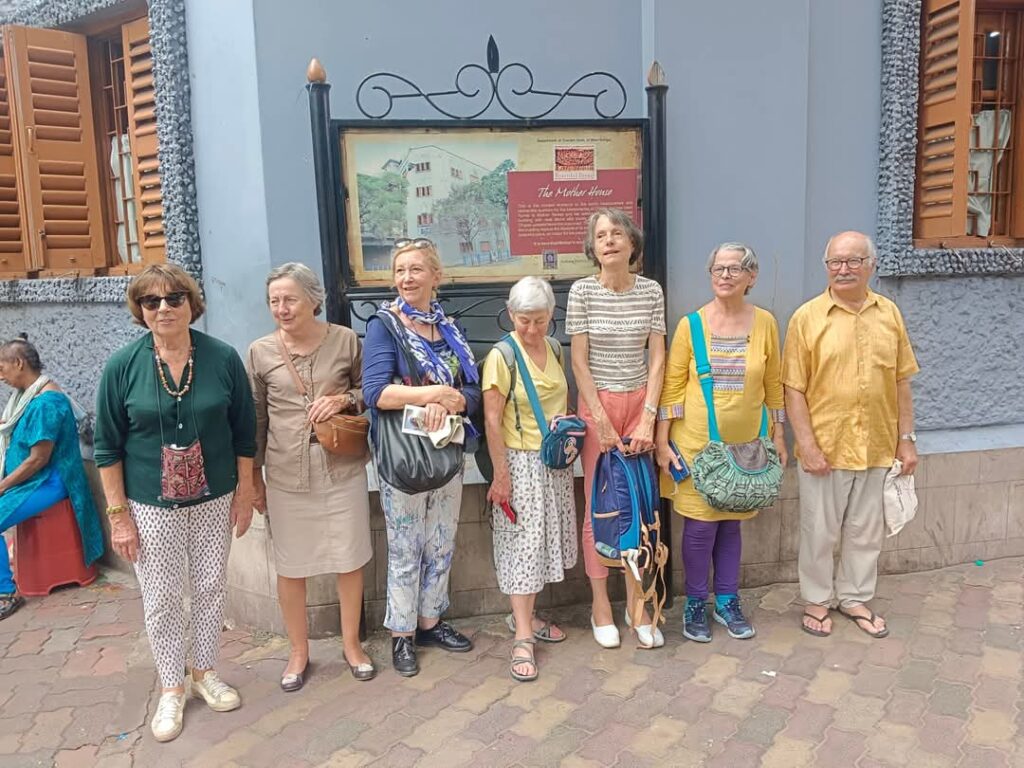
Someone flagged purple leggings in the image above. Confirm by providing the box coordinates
[682,517,742,600]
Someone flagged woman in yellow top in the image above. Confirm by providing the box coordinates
[482,277,577,683]
[655,243,787,643]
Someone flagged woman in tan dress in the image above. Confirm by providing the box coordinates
[248,263,374,688]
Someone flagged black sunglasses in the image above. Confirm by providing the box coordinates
[139,292,188,311]
[393,238,435,251]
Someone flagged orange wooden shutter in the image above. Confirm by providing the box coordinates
[122,17,165,263]
[914,0,975,243]
[0,48,28,277]
[2,25,107,273]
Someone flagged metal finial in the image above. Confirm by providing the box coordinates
[307,58,327,84]
[646,60,666,87]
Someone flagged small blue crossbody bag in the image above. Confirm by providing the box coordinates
[506,336,586,470]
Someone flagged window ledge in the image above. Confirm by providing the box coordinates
[0,275,129,304]
[878,0,1024,278]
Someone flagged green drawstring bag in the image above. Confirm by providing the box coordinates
[687,312,783,513]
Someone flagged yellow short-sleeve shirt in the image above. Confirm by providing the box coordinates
[481,333,568,451]
[782,288,919,470]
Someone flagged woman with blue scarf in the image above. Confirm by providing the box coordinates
[362,238,481,678]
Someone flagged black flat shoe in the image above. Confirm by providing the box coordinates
[280,660,308,692]
[414,620,473,652]
[391,636,419,677]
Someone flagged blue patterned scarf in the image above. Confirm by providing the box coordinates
[380,298,479,386]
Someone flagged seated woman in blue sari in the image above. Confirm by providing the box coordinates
[0,336,104,620]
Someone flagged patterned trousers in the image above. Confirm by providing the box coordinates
[379,472,462,633]
[129,493,233,687]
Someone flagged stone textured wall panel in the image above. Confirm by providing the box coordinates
[884,274,1024,429]
[0,303,143,410]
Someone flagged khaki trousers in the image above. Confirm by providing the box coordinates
[797,467,887,608]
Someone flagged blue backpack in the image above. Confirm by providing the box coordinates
[591,444,669,638]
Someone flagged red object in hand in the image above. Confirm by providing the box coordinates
[500,500,517,524]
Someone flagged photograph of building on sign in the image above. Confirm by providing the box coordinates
[340,126,642,286]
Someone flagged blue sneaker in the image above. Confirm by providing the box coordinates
[682,598,712,642]
[713,597,756,639]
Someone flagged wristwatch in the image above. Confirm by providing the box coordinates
[899,432,917,443]
[643,403,658,417]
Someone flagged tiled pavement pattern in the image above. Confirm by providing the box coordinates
[1,559,1023,767]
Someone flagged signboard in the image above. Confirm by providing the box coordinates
[339,125,643,287]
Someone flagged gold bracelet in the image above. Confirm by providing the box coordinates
[105,504,127,517]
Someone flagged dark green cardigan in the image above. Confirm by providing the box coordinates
[94,329,256,508]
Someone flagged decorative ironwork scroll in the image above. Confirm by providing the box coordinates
[356,36,627,120]
[345,288,569,346]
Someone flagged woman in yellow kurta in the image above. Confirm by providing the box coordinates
[655,243,787,643]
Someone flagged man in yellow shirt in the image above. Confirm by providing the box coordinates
[783,231,919,639]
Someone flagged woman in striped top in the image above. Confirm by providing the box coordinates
[654,243,788,644]
[566,208,667,650]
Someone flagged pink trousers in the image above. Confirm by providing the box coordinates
[578,387,647,579]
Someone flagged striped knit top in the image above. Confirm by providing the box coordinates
[565,274,667,391]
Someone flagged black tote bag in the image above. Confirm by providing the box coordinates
[372,311,464,495]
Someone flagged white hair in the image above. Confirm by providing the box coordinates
[706,242,759,272]
[266,262,326,316]
[507,276,555,315]
[823,232,877,263]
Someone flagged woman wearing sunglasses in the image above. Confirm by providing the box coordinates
[94,264,257,743]
[362,238,480,678]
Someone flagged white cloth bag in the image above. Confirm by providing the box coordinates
[883,459,918,537]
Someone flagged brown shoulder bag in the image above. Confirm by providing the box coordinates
[276,330,369,458]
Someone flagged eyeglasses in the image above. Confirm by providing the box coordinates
[824,257,868,272]
[393,238,435,251]
[138,292,188,311]
[710,265,747,278]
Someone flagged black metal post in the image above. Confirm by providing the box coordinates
[307,59,350,327]
[307,61,364,640]
[645,61,668,288]
[646,61,673,609]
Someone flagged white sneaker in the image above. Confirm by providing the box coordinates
[188,671,241,712]
[624,609,665,648]
[151,691,186,742]
[590,615,621,648]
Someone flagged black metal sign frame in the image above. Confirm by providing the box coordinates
[306,40,668,335]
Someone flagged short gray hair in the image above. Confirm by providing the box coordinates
[266,262,326,316]
[583,207,644,267]
[823,232,878,263]
[706,242,759,273]
[507,276,555,315]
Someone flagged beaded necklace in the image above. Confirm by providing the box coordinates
[154,346,194,401]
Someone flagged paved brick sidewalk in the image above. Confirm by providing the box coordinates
[1,558,1022,767]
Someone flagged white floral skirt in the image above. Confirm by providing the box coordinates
[491,449,578,595]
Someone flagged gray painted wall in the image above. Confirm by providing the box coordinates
[184,0,274,353]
